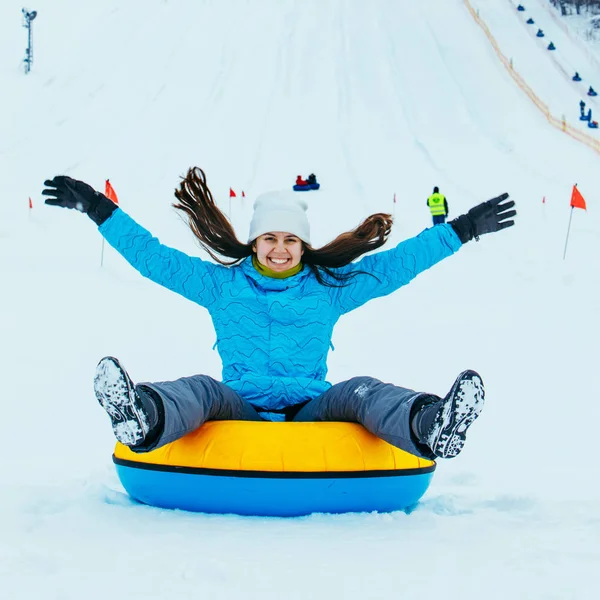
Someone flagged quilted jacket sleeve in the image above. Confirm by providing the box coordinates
[333,224,462,315]
[99,208,222,309]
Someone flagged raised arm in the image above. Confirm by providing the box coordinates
[334,224,461,314]
[99,209,222,307]
[43,175,223,309]
[334,193,516,314]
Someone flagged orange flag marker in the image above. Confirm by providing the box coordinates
[563,184,587,260]
[105,179,119,205]
[570,184,586,210]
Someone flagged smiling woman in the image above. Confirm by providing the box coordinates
[253,232,304,273]
[42,166,515,513]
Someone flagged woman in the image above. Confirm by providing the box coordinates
[43,168,515,460]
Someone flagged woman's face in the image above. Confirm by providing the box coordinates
[252,232,304,272]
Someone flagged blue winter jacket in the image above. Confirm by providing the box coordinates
[99,209,462,418]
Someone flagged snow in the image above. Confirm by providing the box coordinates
[1,0,599,598]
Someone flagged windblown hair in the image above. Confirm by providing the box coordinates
[173,167,394,286]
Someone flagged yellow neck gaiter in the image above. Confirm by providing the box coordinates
[252,255,303,279]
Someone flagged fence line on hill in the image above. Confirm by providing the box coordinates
[464,0,600,156]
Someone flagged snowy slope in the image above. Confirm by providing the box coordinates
[1,1,599,598]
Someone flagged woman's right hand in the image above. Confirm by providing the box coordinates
[43,176,117,226]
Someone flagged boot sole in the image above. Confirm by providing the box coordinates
[94,356,149,446]
[427,370,485,459]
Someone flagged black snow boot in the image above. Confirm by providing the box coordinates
[94,356,162,447]
[412,370,485,459]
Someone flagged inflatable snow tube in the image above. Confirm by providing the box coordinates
[293,183,320,191]
[113,421,435,516]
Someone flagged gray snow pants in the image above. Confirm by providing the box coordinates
[138,375,430,458]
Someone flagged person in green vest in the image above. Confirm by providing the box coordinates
[427,186,449,226]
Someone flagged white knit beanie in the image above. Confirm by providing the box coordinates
[247,191,311,244]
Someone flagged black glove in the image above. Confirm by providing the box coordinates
[449,193,516,244]
[43,176,117,226]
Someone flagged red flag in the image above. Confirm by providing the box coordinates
[570,185,586,210]
[229,188,236,198]
[242,190,245,198]
[29,197,33,209]
[542,196,545,204]
[105,179,119,205]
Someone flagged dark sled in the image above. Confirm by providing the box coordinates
[293,183,321,192]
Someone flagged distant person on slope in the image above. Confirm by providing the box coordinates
[43,169,516,461]
[427,186,449,226]
[296,175,307,186]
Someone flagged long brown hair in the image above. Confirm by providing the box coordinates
[173,167,393,286]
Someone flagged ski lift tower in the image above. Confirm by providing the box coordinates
[22,8,37,74]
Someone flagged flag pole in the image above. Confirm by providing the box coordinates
[101,238,106,267]
[563,183,587,260]
[562,206,574,260]
[542,196,546,222]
